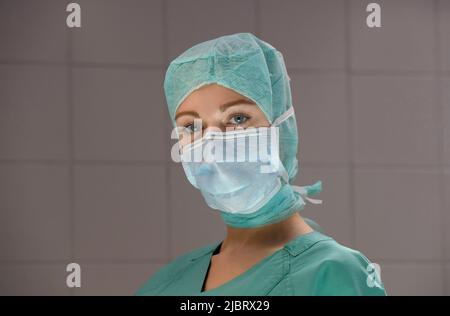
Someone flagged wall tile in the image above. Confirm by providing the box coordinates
[355,169,442,260]
[73,68,167,162]
[444,170,450,260]
[290,72,349,164]
[379,262,444,296]
[260,0,346,69]
[0,264,71,295]
[350,0,435,71]
[0,0,67,62]
[446,263,450,296]
[0,65,68,159]
[74,165,167,260]
[167,0,255,61]
[0,165,70,261]
[443,78,450,165]
[72,0,164,64]
[352,75,438,165]
[438,0,450,71]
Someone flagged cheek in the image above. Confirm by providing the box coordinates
[250,112,270,127]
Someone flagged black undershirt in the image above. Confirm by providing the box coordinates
[201,243,222,292]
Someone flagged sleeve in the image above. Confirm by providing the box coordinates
[310,250,387,296]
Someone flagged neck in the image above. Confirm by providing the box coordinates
[220,213,313,253]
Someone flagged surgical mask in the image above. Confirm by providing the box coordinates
[181,126,285,214]
[179,107,320,216]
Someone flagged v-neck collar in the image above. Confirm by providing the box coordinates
[187,230,330,295]
[200,242,222,292]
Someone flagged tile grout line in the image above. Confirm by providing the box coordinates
[433,0,448,296]
[0,59,165,69]
[162,0,172,262]
[0,159,447,171]
[254,0,261,37]
[0,159,168,165]
[0,259,169,266]
[2,258,449,266]
[3,59,450,76]
[345,0,356,249]
[288,67,444,76]
[66,16,75,297]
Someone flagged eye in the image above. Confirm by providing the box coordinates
[184,123,201,134]
[229,113,249,125]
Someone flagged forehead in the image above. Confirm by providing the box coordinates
[176,83,252,114]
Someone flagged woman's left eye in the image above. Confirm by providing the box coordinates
[229,114,249,125]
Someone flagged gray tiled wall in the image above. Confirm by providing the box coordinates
[0,0,448,295]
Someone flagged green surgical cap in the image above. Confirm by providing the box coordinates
[164,32,299,182]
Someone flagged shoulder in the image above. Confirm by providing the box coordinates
[135,242,219,296]
[288,233,386,296]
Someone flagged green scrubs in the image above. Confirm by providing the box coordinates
[136,231,387,296]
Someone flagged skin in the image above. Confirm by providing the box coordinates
[175,83,313,292]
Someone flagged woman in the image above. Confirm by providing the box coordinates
[136,33,386,296]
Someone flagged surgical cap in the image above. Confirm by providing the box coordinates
[164,33,299,182]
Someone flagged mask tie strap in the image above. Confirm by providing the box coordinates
[271,106,295,127]
[292,180,323,205]
[271,107,323,205]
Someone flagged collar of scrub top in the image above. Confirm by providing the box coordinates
[189,230,332,262]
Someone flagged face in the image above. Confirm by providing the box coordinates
[175,84,270,146]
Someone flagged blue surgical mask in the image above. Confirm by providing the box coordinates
[179,107,322,227]
[181,126,287,214]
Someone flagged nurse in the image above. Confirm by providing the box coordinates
[136,33,386,296]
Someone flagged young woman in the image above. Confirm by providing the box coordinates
[136,33,386,296]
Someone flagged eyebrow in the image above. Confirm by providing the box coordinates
[175,98,255,121]
[219,98,255,111]
[175,111,200,121]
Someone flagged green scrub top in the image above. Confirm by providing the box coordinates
[136,231,387,296]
